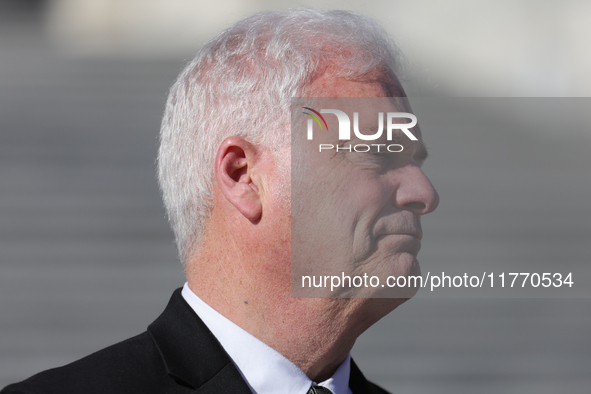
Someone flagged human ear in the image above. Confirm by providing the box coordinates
[214,137,262,222]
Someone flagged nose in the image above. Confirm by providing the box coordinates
[393,164,439,215]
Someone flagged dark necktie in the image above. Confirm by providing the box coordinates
[307,386,335,394]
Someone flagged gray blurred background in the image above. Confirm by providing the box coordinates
[1,1,590,393]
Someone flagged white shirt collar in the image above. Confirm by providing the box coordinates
[181,283,352,394]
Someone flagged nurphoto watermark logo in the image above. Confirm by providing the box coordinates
[302,106,417,153]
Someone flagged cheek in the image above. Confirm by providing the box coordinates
[273,171,291,211]
[260,202,292,279]
[343,174,393,220]
[342,176,394,257]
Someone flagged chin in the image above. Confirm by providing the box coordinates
[407,254,422,277]
[386,252,421,279]
[374,254,422,299]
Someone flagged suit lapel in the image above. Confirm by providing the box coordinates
[149,289,387,394]
[147,288,252,393]
[194,362,255,393]
[349,358,384,394]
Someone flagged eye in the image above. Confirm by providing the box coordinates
[367,144,402,159]
[368,149,391,160]
[366,148,401,169]
[336,142,404,170]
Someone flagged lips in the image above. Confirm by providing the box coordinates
[375,233,422,256]
[374,214,423,242]
[376,231,422,241]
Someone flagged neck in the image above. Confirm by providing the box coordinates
[186,205,402,381]
[188,274,357,381]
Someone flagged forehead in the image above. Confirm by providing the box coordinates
[307,75,390,98]
[305,69,402,98]
[302,74,423,142]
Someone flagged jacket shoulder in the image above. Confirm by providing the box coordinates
[1,331,188,394]
[349,358,392,394]
[366,381,392,394]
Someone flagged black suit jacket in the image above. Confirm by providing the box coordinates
[2,289,390,394]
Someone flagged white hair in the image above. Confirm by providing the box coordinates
[158,8,405,263]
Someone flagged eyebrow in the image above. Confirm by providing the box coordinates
[357,123,429,162]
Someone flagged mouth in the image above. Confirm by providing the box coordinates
[374,232,423,256]
[376,231,422,241]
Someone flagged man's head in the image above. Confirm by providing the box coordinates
[157,8,406,263]
[157,9,439,381]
